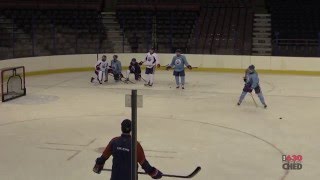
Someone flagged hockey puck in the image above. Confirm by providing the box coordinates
[279,117,282,119]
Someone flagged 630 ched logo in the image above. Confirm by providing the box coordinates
[282,155,303,170]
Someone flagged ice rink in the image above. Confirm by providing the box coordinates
[0,71,319,180]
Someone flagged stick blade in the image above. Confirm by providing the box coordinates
[186,166,201,178]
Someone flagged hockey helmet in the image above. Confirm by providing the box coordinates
[121,119,131,133]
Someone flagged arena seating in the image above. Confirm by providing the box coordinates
[188,0,253,55]
[116,0,253,54]
[269,0,320,56]
[0,0,106,60]
[116,2,199,53]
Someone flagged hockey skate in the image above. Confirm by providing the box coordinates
[90,77,94,83]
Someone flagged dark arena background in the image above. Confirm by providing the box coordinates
[0,0,319,180]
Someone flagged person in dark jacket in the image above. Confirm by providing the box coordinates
[93,119,163,180]
[125,58,141,81]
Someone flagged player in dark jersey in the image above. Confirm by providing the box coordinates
[93,119,163,180]
[125,58,141,82]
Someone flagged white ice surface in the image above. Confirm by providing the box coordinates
[0,71,319,180]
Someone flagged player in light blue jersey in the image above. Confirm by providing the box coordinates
[166,49,192,89]
[237,65,267,108]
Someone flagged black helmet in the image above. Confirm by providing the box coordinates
[248,65,255,70]
[121,119,131,133]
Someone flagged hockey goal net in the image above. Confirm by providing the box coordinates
[0,66,26,102]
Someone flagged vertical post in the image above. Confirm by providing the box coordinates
[170,12,173,53]
[131,89,137,180]
[122,18,125,53]
[318,32,320,57]
[12,17,15,58]
[275,32,280,56]
[31,12,35,56]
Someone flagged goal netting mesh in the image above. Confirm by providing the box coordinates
[1,66,26,102]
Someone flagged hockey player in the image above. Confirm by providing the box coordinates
[139,48,160,87]
[93,119,163,180]
[237,65,267,108]
[125,58,141,82]
[110,55,122,82]
[166,49,192,89]
[91,55,109,84]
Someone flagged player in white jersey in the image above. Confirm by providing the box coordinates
[139,48,160,87]
[91,55,109,84]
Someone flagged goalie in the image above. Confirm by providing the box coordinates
[91,55,109,84]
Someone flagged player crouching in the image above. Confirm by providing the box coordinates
[110,55,123,82]
[237,65,267,108]
[166,49,192,89]
[125,58,141,82]
[91,55,109,84]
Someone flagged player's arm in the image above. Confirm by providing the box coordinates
[93,138,116,174]
[155,54,160,68]
[95,62,101,71]
[183,56,192,69]
[137,142,162,179]
[119,61,122,72]
[139,54,148,65]
[166,57,175,70]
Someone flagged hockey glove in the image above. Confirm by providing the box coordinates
[166,66,171,71]
[187,65,192,70]
[157,64,161,68]
[93,156,107,174]
[141,160,163,179]
[139,61,144,65]
[243,77,247,83]
[151,168,163,179]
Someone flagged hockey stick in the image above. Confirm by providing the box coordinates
[162,65,198,69]
[250,93,258,107]
[108,73,132,84]
[140,76,148,83]
[102,166,201,179]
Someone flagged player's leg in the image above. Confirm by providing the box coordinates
[98,71,104,84]
[114,73,120,82]
[91,70,99,83]
[238,85,251,105]
[144,68,151,86]
[134,73,140,81]
[150,66,156,84]
[149,73,154,86]
[238,91,248,105]
[104,70,108,82]
[125,70,131,81]
[180,70,186,89]
[173,71,180,88]
[255,86,267,108]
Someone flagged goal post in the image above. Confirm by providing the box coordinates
[0,66,26,102]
